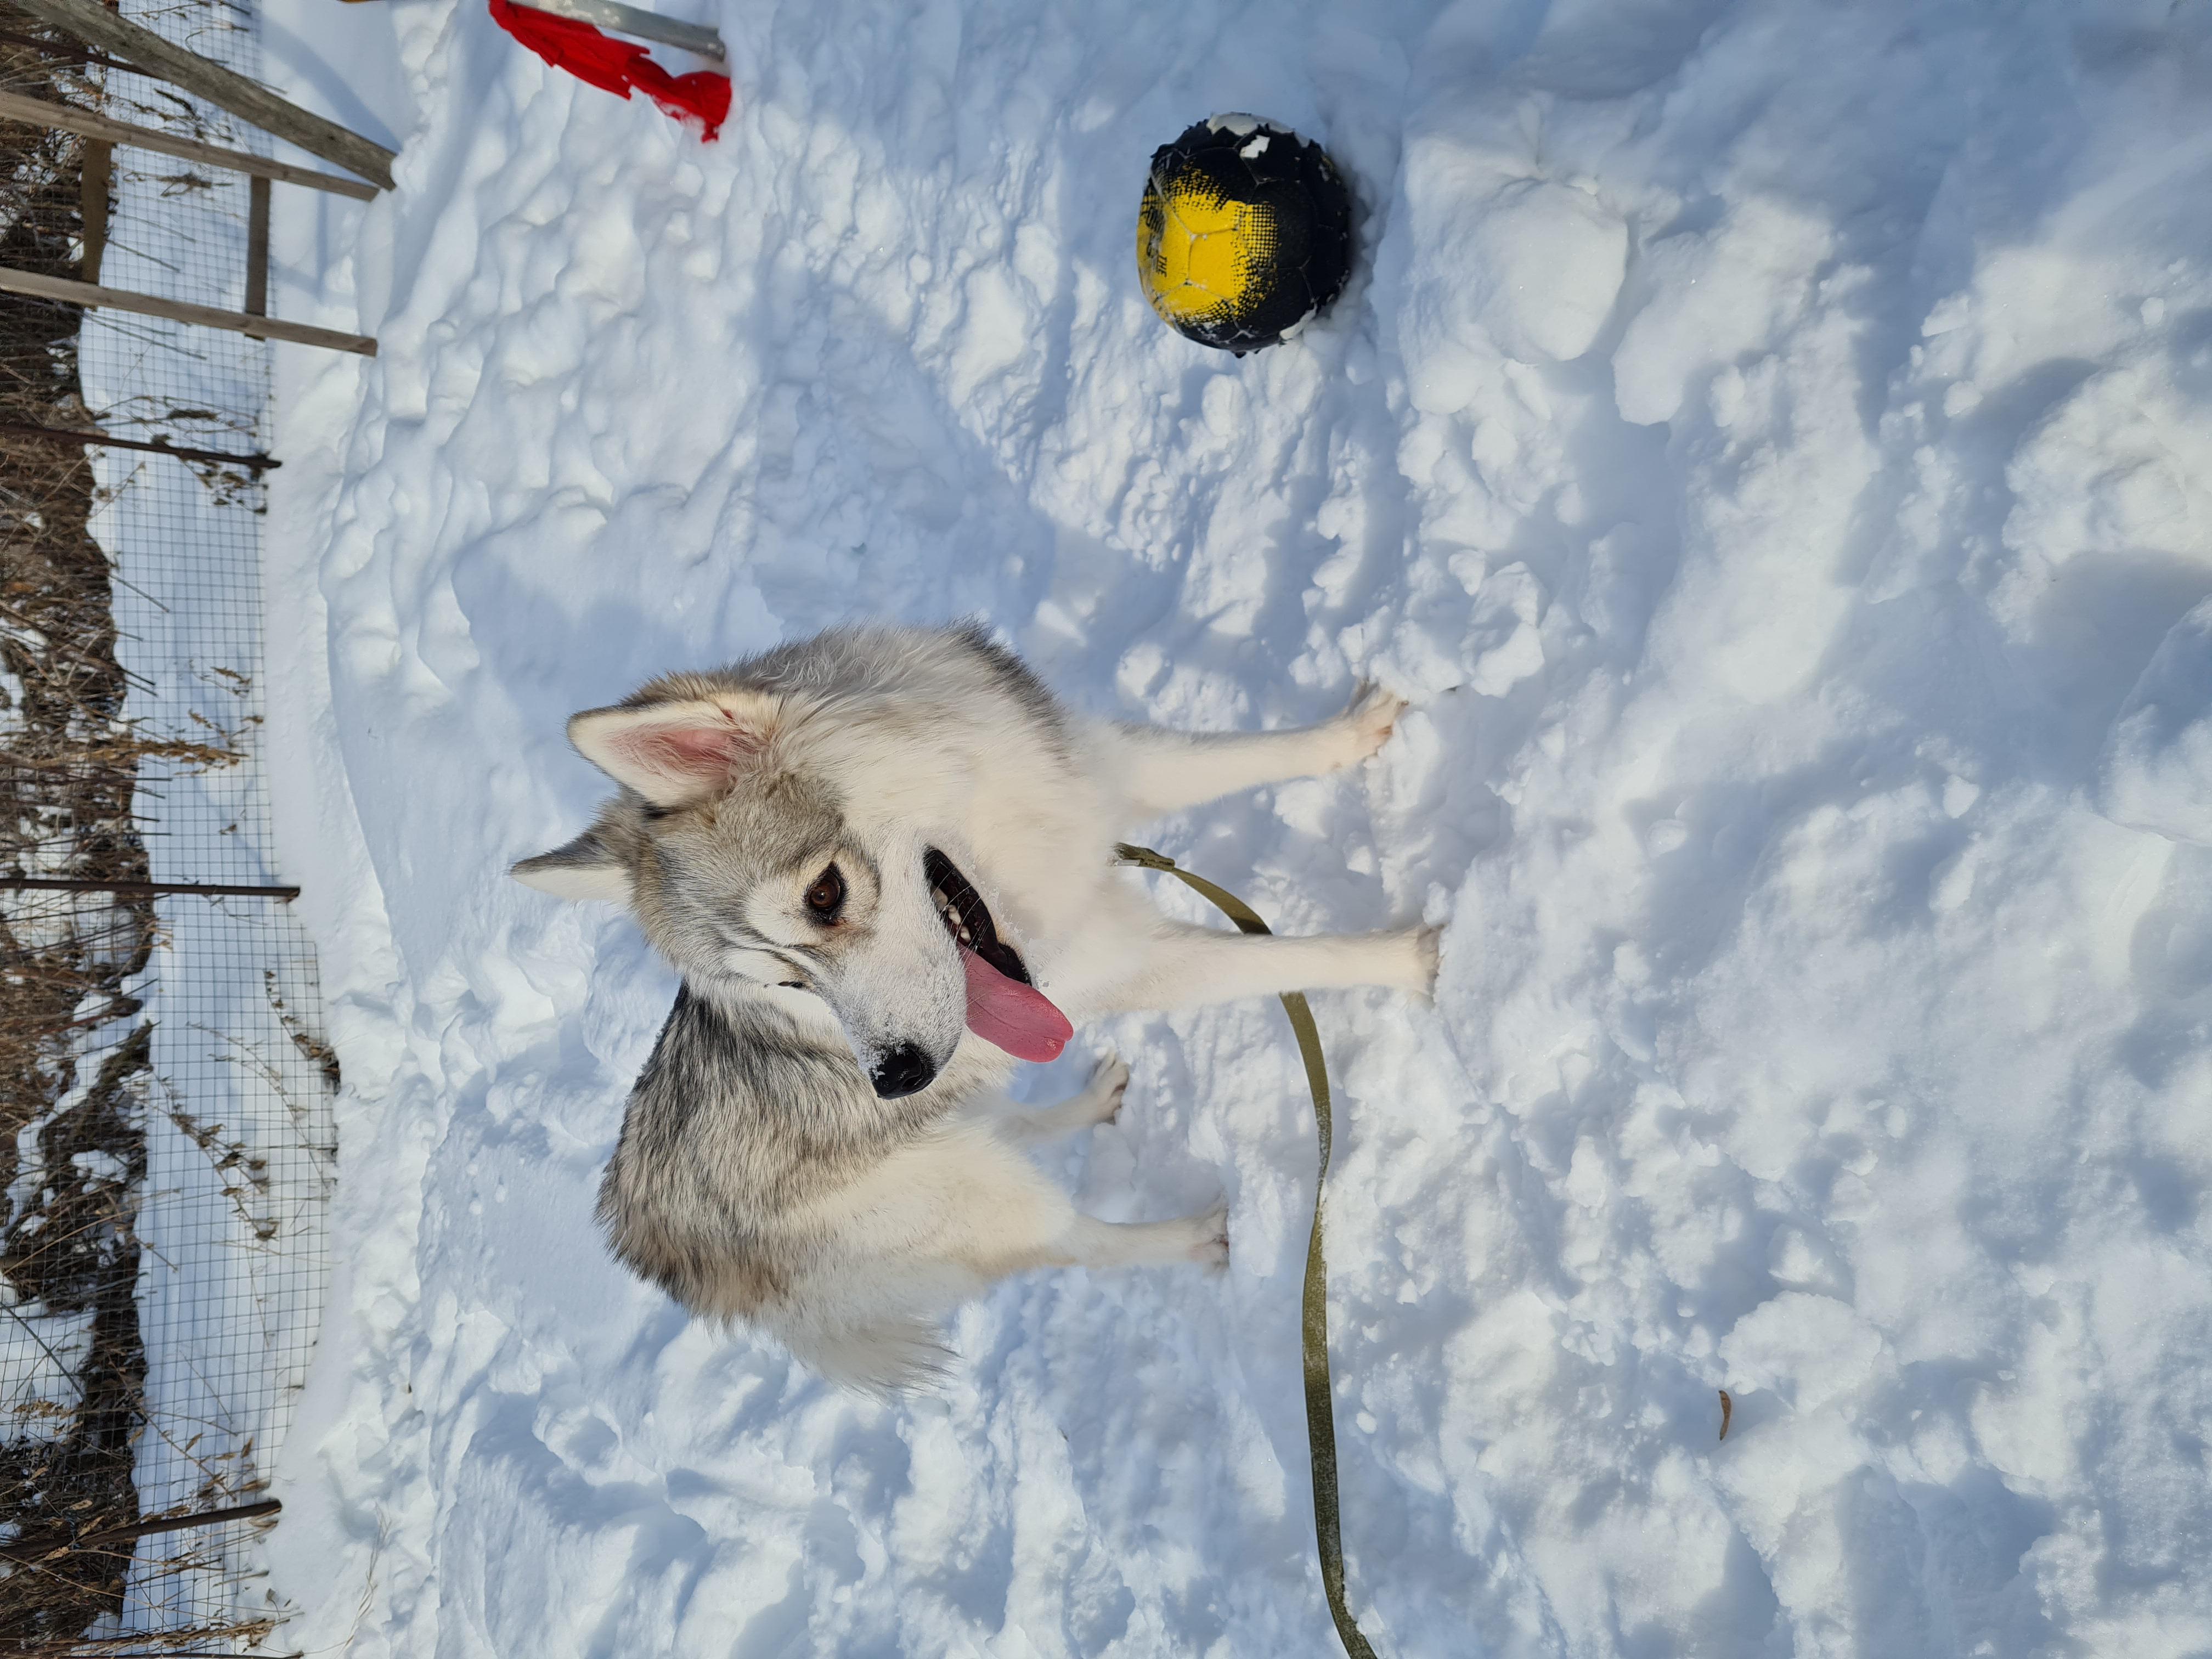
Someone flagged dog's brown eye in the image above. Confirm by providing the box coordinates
[804,866,845,921]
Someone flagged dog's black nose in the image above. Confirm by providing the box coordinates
[871,1044,936,1099]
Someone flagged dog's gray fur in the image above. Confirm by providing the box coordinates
[515,623,1434,1390]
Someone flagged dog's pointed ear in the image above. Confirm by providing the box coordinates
[511,827,630,904]
[567,692,780,808]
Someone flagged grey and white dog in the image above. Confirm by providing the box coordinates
[514,623,1434,1390]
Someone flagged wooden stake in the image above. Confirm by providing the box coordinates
[5,0,396,189]
[0,265,375,356]
[0,876,301,899]
[77,136,109,283]
[0,88,380,200]
[0,417,275,470]
[0,1498,282,1565]
[245,173,269,317]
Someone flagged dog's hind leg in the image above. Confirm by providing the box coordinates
[984,1189,1228,1273]
[834,1127,1228,1304]
[996,1054,1128,1147]
[1057,1203,1229,1270]
[1104,684,1407,819]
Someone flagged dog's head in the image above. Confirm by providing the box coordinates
[512,682,983,1098]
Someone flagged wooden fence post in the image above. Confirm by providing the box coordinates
[0,90,381,200]
[6,0,397,189]
[0,266,376,356]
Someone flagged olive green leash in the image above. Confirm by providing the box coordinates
[1114,843,1381,1659]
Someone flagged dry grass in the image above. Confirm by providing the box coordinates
[2,15,301,1651]
[1,13,155,1643]
[2,1615,282,1655]
[0,1031,149,1646]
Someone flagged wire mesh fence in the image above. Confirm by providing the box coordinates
[2,1,335,1650]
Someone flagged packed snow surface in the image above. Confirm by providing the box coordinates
[252,1,2212,1654]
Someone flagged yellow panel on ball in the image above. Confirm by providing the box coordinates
[1139,178,1277,329]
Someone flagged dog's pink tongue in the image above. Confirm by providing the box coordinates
[961,947,1071,1062]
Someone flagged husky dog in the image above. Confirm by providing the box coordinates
[514,623,1434,1389]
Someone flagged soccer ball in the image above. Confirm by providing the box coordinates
[1137,114,1353,354]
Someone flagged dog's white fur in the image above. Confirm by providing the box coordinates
[515,624,1431,1389]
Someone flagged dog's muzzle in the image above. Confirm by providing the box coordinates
[870,1043,936,1099]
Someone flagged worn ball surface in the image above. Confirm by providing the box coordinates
[1137,114,1353,354]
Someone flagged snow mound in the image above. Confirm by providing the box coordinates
[1396,122,1628,408]
[2097,599,2212,845]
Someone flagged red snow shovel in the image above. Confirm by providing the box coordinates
[489,0,732,141]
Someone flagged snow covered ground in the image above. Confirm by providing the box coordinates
[249,0,2212,1653]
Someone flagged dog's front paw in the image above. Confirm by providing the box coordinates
[1338,681,1410,768]
[1187,1201,1231,1269]
[1084,1054,1131,1126]
[1387,924,1442,1000]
